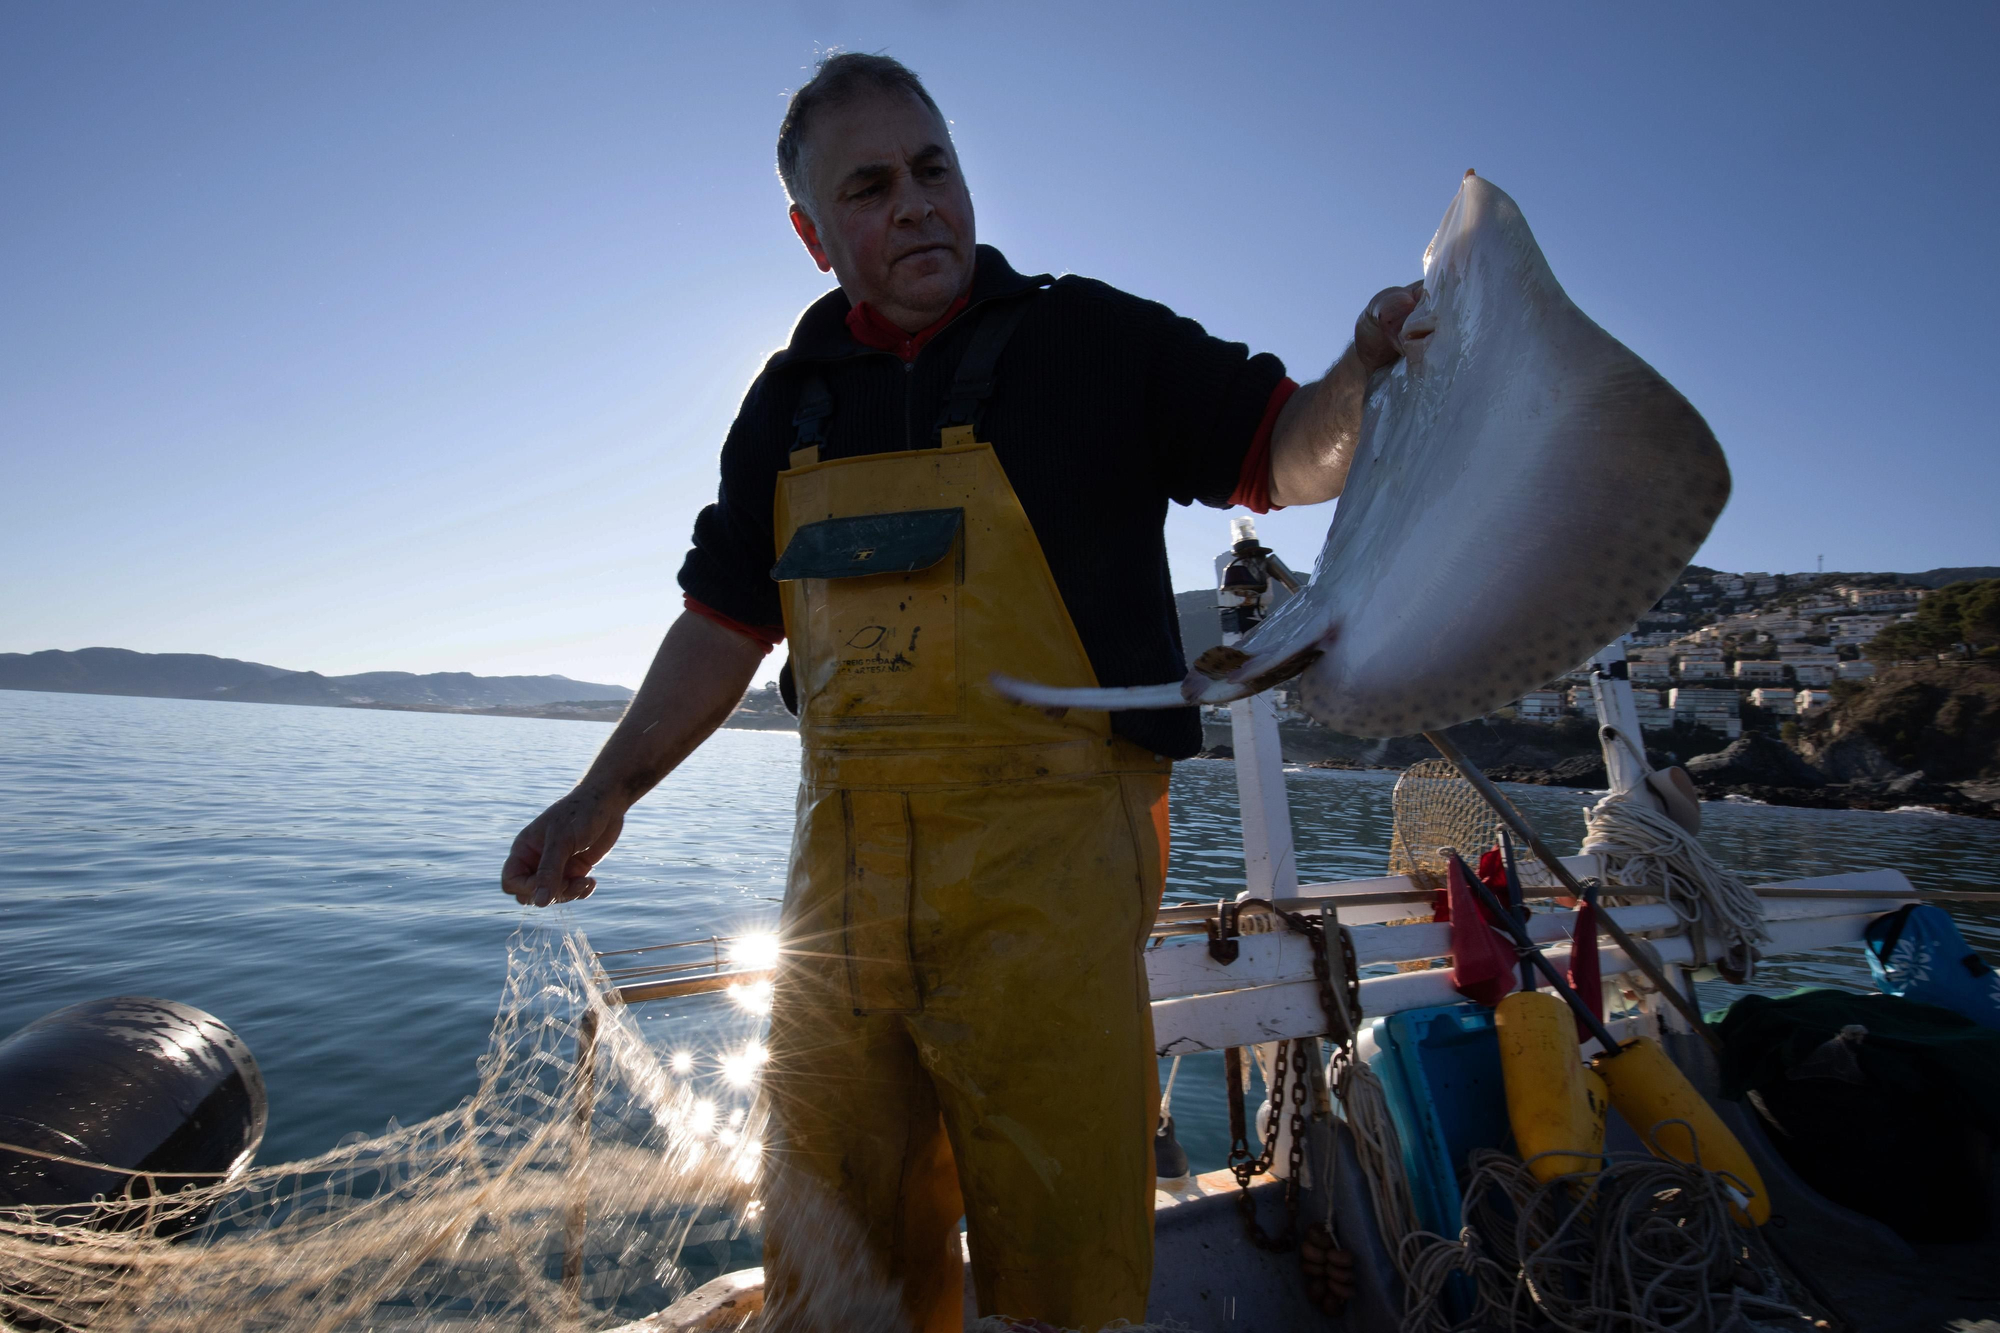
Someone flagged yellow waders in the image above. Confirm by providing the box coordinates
[761,427,1170,1333]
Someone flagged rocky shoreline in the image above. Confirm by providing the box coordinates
[1199,662,2000,821]
[1484,733,1999,820]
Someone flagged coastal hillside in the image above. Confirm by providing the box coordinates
[0,648,633,713]
[1177,569,2000,818]
[1799,662,2000,785]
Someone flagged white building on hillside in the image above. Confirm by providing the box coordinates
[1831,615,1896,646]
[1837,660,1878,681]
[1749,687,1798,714]
[1669,687,1743,738]
[1842,586,1924,612]
[1620,688,1673,731]
[1734,660,1790,684]
[1515,690,1565,723]
[1796,689,1832,715]
[1634,693,1675,731]
[1791,660,1839,687]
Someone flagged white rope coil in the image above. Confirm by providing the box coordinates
[1581,790,1769,979]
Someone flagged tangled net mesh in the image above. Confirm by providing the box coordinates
[1386,761,1507,894]
[0,928,769,1332]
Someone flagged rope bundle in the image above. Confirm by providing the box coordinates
[1397,1148,1805,1333]
[1326,1054,1421,1267]
[1581,791,1769,980]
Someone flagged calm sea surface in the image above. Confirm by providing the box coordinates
[4,689,1997,1175]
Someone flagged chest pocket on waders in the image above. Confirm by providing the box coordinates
[772,507,964,721]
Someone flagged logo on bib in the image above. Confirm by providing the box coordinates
[843,624,922,675]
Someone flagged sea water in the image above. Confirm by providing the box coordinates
[4,689,1997,1176]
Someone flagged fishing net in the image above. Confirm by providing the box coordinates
[1387,760,1568,899]
[1386,760,1504,893]
[0,927,1206,1333]
[0,927,770,1332]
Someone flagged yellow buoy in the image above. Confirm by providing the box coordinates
[1495,991,1605,1183]
[1592,1036,1770,1226]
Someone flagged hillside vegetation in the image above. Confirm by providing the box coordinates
[1866,578,2000,663]
[1803,662,2000,783]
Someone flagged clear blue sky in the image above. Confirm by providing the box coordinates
[4,2,1995,689]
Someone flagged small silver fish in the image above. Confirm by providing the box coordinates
[996,172,1730,738]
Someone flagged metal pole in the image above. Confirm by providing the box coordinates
[1218,519,1298,899]
[1499,829,1534,991]
[1422,729,1724,1053]
[1449,852,1624,1054]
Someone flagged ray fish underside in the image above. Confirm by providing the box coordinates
[994,172,1731,739]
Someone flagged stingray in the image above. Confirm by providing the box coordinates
[995,172,1730,738]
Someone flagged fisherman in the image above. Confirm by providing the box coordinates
[502,52,1416,1332]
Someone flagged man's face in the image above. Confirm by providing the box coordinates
[790,90,975,331]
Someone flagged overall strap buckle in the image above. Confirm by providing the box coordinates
[934,293,1040,445]
[792,374,834,453]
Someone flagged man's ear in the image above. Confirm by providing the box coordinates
[790,207,832,273]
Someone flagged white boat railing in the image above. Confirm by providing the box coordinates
[1147,867,1915,1057]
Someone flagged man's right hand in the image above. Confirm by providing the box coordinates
[493,609,771,911]
[502,787,627,908]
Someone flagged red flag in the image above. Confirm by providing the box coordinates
[1435,846,1511,924]
[1447,856,1515,1007]
[1568,894,1605,1040]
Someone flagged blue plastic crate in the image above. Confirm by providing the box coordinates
[1367,1001,1516,1238]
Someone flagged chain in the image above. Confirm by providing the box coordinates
[1221,905,1363,1253]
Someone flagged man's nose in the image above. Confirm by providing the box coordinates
[889,171,933,226]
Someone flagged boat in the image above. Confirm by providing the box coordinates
[615,519,2000,1332]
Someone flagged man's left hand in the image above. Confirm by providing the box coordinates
[1354,281,1424,374]
[1266,280,1427,507]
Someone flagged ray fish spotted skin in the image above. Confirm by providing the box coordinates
[993,172,1730,738]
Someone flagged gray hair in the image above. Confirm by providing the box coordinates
[776,52,944,219]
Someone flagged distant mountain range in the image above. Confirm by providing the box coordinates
[1900,567,2000,589]
[0,648,633,711]
[12,563,1991,718]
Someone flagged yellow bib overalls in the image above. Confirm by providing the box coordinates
[761,306,1170,1332]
